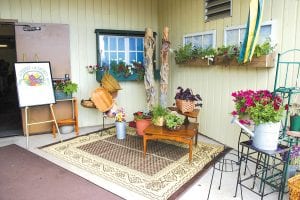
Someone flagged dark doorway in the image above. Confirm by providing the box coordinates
[0,22,23,137]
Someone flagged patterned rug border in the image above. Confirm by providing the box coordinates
[40,126,232,200]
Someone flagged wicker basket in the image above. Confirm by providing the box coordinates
[288,174,300,200]
[81,99,96,108]
[176,99,195,113]
[91,87,114,112]
[101,72,122,93]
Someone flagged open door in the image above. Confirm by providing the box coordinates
[0,21,23,137]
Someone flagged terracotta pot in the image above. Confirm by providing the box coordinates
[135,119,151,136]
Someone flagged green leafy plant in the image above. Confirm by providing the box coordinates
[152,105,169,124]
[55,80,78,95]
[174,43,194,64]
[253,39,274,58]
[165,113,184,130]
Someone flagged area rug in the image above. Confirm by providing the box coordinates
[0,144,122,200]
[41,127,228,200]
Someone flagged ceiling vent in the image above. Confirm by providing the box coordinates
[205,0,232,22]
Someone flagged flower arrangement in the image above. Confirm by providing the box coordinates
[115,107,126,122]
[231,90,284,125]
[290,145,300,167]
[133,111,152,120]
[86,64,108,74]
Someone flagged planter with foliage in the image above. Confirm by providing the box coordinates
[165,113,184,131]
[53,80,78,100]
[174,86,202,113]
[174,40,275,68]
[152,105,169,126]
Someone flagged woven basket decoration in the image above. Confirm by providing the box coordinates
[101,73,122,93]
[176,99,195,113]
[288,174,300,200]
[91,87,114,112]
[80,99,96,108]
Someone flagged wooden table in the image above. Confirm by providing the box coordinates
[143,123,199,163]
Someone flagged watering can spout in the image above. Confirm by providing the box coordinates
[231,117,254,137]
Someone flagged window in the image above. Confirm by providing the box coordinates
[224,21,273,46]
[95,29,157,81]
[97,32,146,67]
[205,0,232,22]
[183,30,216,48]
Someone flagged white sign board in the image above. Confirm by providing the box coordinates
[14,62,55,107]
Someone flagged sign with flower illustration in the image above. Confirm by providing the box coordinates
[95,59,145,82]
[14,62,55,107]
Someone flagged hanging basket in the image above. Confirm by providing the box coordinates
[101,72,122,93]
[176,99,195,113]
[91,87,114,112]
[80,99,96,108]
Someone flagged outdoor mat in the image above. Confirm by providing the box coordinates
[0,144,122,200]
[41,127,228,200]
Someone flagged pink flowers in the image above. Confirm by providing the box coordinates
[231,89,284,125]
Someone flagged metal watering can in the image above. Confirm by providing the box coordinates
[231,117,281,151]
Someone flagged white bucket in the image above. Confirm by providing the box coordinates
[253,122,281,151]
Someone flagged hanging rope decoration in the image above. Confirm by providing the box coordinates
[160,26,170,107]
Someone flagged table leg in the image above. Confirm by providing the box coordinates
[189,140,192,163]
[195,128,198,146]
[143,136,147,158]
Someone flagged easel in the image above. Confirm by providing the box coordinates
[25,104,62,148]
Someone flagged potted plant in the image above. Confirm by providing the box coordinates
[289,103,300,131]
[115,107,126,139]
[231,89,284,150]
[133,111,152,136]
[165,113,184,130]
[175,86,202,113]
[54,80,78,100]
[152,105,169,126]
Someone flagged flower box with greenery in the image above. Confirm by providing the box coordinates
[175,86,203,113]
[231,89,284,150]
[174,40,275,68]
[152,105,169,126]
[53,79,78,100]
[165,113,184,131]
[94,59,145,82]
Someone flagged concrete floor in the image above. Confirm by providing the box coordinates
[0,125,289,200]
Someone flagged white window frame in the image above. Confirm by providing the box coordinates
[183,30,217,48]
[224,20,276,46]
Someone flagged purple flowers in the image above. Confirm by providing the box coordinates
[290,145,300,166]
[231,89,284,125]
